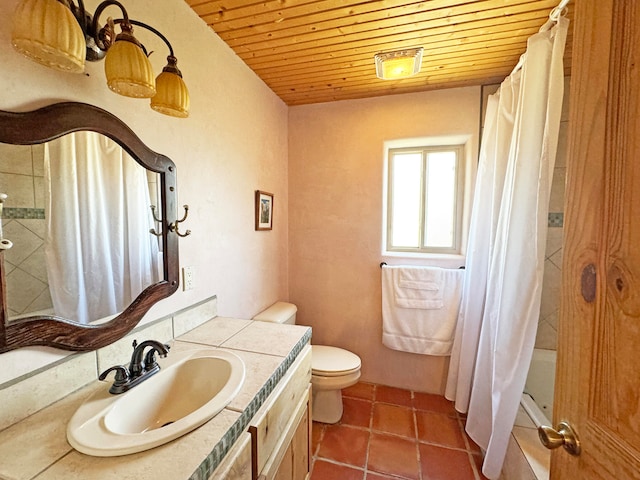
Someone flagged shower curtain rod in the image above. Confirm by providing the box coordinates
[540,0,569,31]
[510,0,569,75]
[549,0,570,21]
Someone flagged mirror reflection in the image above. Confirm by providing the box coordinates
[0,132,161,325]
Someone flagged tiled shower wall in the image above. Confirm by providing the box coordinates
[481,78,570,352]
[0,143,52,317]
[536,76,570,352]
[537,115,567,351]
[0,141,160,320]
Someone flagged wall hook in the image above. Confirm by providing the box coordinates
[169,205,191,238]
[149,205,163,237]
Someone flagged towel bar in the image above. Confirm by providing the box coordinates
[379,262,466,269]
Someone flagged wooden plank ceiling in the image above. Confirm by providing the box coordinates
[185,0,573,106]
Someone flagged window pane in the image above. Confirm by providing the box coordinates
[424,151,456,248]
[391,152,422,248]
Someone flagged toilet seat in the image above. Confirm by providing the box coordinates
[253,302,362,424]
[312,345,361,377]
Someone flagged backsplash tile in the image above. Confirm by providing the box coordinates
[172,295,219,337]
[95,317,174,375]
[177,316,251,347]
[0,352,97,431]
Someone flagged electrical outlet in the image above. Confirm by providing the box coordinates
[182,266,194,291]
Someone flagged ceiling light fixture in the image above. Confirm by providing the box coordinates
[11,0,190,118]
[375,47,424,80]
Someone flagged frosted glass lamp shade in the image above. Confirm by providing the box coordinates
[105,38,156,98]
[375,48,423,80]
[151,68,190,118]
[11,0,86,73]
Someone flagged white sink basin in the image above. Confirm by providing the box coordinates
[67,348,245,456]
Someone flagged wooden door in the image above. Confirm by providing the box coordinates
[554,0,640,478]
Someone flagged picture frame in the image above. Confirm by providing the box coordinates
[255,190,274,231]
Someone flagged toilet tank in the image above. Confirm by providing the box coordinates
[252,302,297,325]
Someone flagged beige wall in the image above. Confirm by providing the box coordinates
[0,0,288,383]
[288,88,481,393]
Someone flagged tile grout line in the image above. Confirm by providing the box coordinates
[469,450,484,480]
[412,390,425,480]
[361,384,375,479]
[457,412,484,480]
[311,457,368,478]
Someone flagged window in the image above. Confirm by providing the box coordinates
[386,145,465,254]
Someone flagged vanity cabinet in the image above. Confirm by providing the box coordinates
[268,396,310,480]
[249,344,312,480]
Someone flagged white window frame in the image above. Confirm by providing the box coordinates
[382,135,475,263]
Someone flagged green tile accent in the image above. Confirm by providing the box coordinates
[3,207,45,219]
[548,212,563,227]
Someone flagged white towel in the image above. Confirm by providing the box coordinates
[395,267,444,309]
[382,265,464,356]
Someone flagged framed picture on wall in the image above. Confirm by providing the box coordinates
[255,190,274,231]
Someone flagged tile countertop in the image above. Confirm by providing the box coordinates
[0,317,312,480]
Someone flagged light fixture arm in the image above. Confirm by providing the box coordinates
[90,0,131,52]
[82,0,176,61]
[53,0,131,58]
[72,0,88,32]
[129,20,175,58]
[92,0,129,26]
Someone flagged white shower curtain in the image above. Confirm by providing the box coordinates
[44,132,160,324]
[445,16,569,479]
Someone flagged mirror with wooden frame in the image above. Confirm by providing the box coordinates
[0,102,180,353]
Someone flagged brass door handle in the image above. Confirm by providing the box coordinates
[538,421,581,456]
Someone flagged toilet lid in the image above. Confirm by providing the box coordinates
[312,345,361,376]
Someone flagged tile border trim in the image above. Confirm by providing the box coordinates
[3,207,45,219]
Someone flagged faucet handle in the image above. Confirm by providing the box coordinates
[99,365,131,386]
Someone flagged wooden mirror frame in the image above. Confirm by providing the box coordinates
[0,102,180,353]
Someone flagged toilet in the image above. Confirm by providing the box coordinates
[253,301,361,424]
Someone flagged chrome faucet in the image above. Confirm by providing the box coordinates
[99,339,170,394]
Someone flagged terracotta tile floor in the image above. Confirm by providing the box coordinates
[310,382,489,480]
